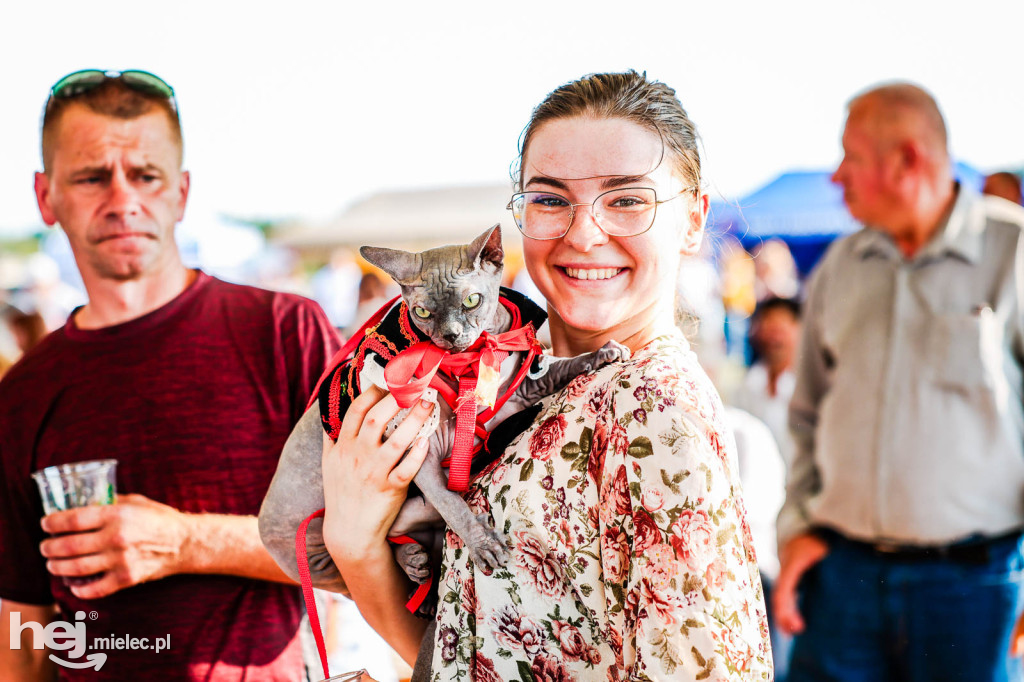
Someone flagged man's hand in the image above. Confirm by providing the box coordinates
[773,531,830,635]
[39,493,189,599]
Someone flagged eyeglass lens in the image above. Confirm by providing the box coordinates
[511,188,658,238]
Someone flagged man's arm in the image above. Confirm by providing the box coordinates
[39,495,293,600]
[0,599,58,681]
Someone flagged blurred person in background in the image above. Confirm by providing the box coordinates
[0,69,339,681]
[0,308,47,380]
[20,251,86,332]
[776,82,1024,682]
[718,236,757,363]
[751,238,800,302]
[0,296,21,377]
[343,270,395,340]
[312,248,363,331]
[983,171,1023,205]
[734,296,801,466]
[6,309,47,355]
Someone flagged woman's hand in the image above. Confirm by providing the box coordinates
[320,384,435,663]
[322,385,434,567]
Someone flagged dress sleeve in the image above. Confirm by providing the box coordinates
[599,367,772,679]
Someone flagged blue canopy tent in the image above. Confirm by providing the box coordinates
[710,163,984,276]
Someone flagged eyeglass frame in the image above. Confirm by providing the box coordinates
[45,69,179,118]
[506,185,698,240]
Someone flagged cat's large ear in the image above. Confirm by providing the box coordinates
[467,224,503,273]
[360,245,420,286]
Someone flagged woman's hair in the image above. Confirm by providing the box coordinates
[514,70,701,191]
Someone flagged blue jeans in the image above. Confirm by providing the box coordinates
[788,532,1024,682]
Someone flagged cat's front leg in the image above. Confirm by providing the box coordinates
[515,340,630,404]
[412,448,508,570]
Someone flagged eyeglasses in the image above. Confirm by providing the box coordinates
[506,186,695,240]
[46,69,178,116]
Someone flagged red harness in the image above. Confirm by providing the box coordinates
[381,307,542,491]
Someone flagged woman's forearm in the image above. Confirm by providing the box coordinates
[319,388,435,664]
[335,541,429,664]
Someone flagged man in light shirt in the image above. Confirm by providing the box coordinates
[775,82,1024,682]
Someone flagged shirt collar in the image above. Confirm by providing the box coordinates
[922,183,984,264]
[852,183,984,264]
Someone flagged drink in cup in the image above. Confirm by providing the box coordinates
[31,459,118,587]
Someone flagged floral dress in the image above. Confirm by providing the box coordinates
[430,330,773,680]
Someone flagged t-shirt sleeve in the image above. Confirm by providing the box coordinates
[279,296,342,425]
[600,372,772,679]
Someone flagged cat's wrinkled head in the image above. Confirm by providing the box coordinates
[360,225,505,351]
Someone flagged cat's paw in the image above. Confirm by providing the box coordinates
[414,597,437,619]
[465,514,508,570]
[594,340,631,367]
[395,542,432,584]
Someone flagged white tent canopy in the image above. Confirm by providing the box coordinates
[274,184,519,250]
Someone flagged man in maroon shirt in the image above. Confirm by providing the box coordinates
[0,70,340,680]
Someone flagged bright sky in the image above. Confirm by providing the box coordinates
[2,0,1022,237]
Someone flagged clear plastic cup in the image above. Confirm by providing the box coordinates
[321,671,370,681]
[32,459,118,514]
[31,459,118,586]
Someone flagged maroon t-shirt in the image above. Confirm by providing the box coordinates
[0,272,340,681]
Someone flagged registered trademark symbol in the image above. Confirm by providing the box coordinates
[89,611,98,620]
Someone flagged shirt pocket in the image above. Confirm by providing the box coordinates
[925,308,999,391]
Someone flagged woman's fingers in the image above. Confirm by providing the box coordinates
[390,437,429,486]
[333,386,436,477]
[380,397,436,458]
[338,385,393,441]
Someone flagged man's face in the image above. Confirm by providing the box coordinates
[831,113,899,229]
[34,104,189,282]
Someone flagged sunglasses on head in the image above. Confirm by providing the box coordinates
[47,69,177,114]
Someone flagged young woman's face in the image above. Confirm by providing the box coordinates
[520,116,707,351]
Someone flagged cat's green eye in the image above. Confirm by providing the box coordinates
[463,293,481,309]
[413,306,431,319]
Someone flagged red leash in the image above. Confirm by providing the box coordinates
[296,509,330,680]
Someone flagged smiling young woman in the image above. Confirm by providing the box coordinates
[320,71,773,680]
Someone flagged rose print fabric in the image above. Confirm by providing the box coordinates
[430,330,773,680]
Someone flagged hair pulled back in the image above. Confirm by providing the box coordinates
[515,70,701,191]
